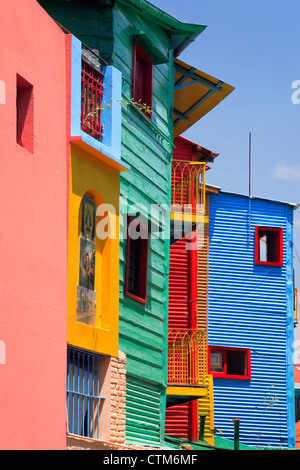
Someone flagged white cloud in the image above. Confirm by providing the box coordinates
[272,164,300,181]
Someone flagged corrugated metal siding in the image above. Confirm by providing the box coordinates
[173,137,198,162]
[168,238,190,330]
[196,199,215,445]
[197,374,215,445]
[208,192,293,448]
[126,377,161,445]
[165,403,191,439]
[165,237,190,439]
[197,195,209,347]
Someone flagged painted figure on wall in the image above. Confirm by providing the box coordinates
[77,195,97,325]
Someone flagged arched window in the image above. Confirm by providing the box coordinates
[77,194,97,326]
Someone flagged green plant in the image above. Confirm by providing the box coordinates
[83,97,152,128]
[256,385,279,447]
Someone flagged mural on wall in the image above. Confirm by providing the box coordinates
[77,196,97,325]
[76,286,97,326]
[79,237,95,291]
[81,196,96,241]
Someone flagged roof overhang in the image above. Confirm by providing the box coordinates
[173,58,235,137]
[174,135,219,164]
[116,0,206,57]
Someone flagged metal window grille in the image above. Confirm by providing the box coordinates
[171,160,206,216]
[66,347,104,439]
[81,59,104,142]
[167,328,206,386]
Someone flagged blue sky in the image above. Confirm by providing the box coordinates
[150,0,300,339]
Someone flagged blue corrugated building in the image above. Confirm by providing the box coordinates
[208,190,297,448]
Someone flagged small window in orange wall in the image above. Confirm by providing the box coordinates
[124,216,149,304]
[255,226,283,267]
[208,346,251,380]
[132,40,153,119]
[16,74,34,153]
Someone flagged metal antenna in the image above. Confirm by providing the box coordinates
[249,132,252,197]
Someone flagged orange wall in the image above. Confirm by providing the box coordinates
[0,0,68,449]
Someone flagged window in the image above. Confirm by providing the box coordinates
[208,346,251,380]
[16,74,33,153]
[77,195,97,326]
[81,59,104,142]
[255,226,283,267]
[66,347,104,439]
[132,40,153,119]
[0,80,6,104]
[124,216,149,304]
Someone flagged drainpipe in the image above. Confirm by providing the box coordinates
[231,419,241,450]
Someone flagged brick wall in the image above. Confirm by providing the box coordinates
[109,351,127,445]
[67,350,157,450]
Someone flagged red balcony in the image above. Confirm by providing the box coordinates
[81,59,104,142]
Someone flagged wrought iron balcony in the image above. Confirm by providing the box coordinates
[81,59,104,142]
[167,328,206,387]
[171,160,206,219]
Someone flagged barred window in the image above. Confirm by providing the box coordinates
[66,348,104,439]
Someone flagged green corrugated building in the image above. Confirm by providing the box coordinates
[38,0,212,448]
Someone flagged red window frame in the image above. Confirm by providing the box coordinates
[208,346,251,380]
[255,226,283,267]
[132,40,153,120]
[124,216,149,304]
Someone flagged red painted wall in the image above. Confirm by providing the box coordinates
[0,0,68,449]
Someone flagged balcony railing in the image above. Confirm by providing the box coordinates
[168,328,206,386]
[81,59,104,142]
[171,160,206,217]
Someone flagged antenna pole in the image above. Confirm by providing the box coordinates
[249,132,252,197]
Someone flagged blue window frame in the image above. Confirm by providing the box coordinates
[66,347,105,439]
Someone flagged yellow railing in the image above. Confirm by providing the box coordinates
[295,287,298,326]
[168,328,206,386]
[171,160,206,216]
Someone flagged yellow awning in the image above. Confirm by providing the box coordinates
[173,58,235,137]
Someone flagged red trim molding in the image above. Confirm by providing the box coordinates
[208,346,251,380]
[132,40,153,121]
[124,216,149,305]
[255,226,283,267]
